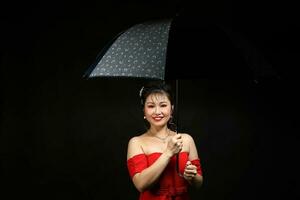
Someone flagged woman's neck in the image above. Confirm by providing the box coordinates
[148,126,169,137]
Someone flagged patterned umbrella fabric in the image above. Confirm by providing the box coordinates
[84,19,172,80]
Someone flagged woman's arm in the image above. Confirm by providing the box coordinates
[127,135,183,192]
[183,134,203,188]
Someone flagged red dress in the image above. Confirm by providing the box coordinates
[127,152,202,200]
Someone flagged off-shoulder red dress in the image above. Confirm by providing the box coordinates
[127,152,202,200]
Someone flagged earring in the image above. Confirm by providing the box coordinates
[143,116,146,119]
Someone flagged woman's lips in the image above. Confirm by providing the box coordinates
[152,116,163,121]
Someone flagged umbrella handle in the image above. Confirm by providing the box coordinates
[175,79,181,175]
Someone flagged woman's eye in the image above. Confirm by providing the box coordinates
[161,104,167,107]
[147,105,154,108]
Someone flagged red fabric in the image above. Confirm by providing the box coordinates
[127,154,148,178]
[190,159,203,176]
[127,152,202,200]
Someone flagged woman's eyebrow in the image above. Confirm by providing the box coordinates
[145,102,168,106]
[145,101,167,104]
[159,101,168,104]
[145,102,155,104]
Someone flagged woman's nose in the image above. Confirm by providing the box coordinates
[154,107,161,114]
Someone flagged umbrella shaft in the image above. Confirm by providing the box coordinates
[175,79,179,133]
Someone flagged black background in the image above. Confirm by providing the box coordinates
[1,0,299,200]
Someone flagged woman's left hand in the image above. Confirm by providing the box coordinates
[183,161,198,181]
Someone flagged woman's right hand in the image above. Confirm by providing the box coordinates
[164,134,183,157]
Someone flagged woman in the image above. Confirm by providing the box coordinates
[127,81,203,200]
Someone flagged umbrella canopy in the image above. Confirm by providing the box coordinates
[84,16,278,81]
[84,19,172,80]
[83,14,279,135]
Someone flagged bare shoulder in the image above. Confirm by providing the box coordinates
[180,133,194,142]
[128,136,141,145]
[180,133,199,160]
[128,132,149,145]
[127,134,146,159]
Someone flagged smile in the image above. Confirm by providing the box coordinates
[152,116,163,121]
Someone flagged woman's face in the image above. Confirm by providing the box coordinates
[144,92,173,128]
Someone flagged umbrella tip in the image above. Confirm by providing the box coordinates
[82,71,91,80]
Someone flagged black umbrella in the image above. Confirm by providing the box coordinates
[83,15,278,173]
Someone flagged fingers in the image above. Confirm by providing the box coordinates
[185,165,197,173]
[166,134,184,155]
[185,168,197,175]
[183,163,198,180]
[176,141,183,147]
[175,141,183,152]
[174,134,182,139]
[172,134,183,146]
[184,171,197,179]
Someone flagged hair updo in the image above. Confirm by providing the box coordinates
[139,81,174,107]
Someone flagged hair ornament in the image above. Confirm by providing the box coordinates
[139,86,144,97]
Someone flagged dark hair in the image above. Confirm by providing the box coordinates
[139,81,177,131]
[139,81,174,106]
